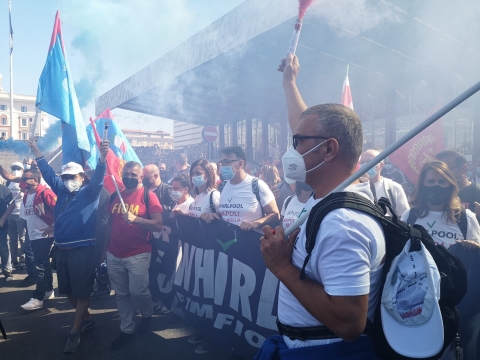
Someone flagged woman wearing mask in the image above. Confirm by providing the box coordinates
[188,159,219,219]
[401,161,480,249]
[280,181,313,230]
[260,164,291,213]
[171,172,194,215]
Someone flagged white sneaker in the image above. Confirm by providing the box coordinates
[21,298,43,311]
[44,290,55,300]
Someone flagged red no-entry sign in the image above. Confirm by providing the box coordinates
[202,126,218,142]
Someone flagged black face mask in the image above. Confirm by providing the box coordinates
[159,170,168,180]
[123,177,139,190]
[424,185,449,206]
[142,178,153,188]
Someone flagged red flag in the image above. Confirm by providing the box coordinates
[89,118,125,194]
[341,66,353,110]
[389,103,444,183]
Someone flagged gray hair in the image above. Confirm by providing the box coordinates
[301,104,363,169]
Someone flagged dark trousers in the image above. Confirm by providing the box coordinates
[31,237,54,301]
[23,231,35,276]
[7,215,26,262]
[0,229,11,271]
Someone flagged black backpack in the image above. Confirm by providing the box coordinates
[304,192,467,360]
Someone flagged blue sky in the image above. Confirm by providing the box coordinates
[0,0,245,134]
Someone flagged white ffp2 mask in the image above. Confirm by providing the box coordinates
[282,140,327,182]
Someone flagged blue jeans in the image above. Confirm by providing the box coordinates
[31,237,54,301]
[0,228,12,271]
[23,231,35,276]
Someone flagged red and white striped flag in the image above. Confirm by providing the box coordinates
[341,65,353,110]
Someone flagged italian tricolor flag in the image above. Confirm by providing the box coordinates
[341,65,354,110]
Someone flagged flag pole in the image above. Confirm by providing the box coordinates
[48,149,62,164]
[9,0,14,140]
[285,79,480,236]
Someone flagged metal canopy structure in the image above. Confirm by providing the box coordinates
[96,0,480,159]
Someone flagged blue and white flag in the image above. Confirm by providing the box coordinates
[35,11,90,165]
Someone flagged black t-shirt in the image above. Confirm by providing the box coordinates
[0,185,14,229]
[458,182,480,214]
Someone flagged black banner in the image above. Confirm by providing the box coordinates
[150,215,279,358]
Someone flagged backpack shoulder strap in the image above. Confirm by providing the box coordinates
[144,187,150,219]
[209,190,218,213]
[284,195,293,210]
[218,180,227,193]
[302,192,386,280]
[458,208,468,240]
[6,180,11,187]
[406,208,418,226]
[252,177,262,206]
[383,178,397,213]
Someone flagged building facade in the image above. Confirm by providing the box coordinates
[0,74,47,141]
[122,128,174,149]
[173,121,206,150]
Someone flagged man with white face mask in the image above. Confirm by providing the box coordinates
[255,54,385,359]
[360,149,409,218]
[29,137,109,354]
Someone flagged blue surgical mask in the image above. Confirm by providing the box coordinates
[384,164,393,171]
[367,166,377,178]
[221,166,235,181]
[171,191,183,200]
[192,175,207,188]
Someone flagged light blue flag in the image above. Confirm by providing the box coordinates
[36,11,90,165]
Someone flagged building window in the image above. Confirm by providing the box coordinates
[1,116,6,125]
[21,106,27,112]
[21,133,27,141]
[1,132,6,139]
[21,118,27,127]
[0,105,6,111]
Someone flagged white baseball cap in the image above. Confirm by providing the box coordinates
[60,162,84,176]
[381,239,444,358]
[11,162,24,170]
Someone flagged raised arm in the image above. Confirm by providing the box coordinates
[28,137,64,194]
[85,141,109,199]
[278,54,308,134]
[0,166,19,183]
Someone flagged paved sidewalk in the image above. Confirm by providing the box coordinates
[0,270,233,360]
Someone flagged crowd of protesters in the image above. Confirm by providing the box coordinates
[1,55,480,360]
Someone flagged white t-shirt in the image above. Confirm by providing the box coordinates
[373,178,410,218]
[172,197,194,215]
[218,174,275,226]
[8,181,23,216]
[188,190,220,218]
[20,193,50,241]
[281,196,308,230]
[278,182,386,349]
[401,209,480,247]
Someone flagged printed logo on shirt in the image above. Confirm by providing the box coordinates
[112,203,139,215]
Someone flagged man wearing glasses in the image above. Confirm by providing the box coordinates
[255,54,384,359]
[19,169,57,311]
[203,146,279,231]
